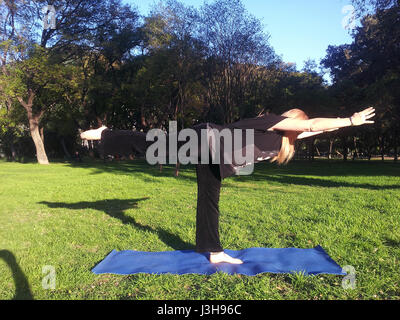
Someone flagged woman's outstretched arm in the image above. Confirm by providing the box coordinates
[270,107,375,132]
[297,128,339,140]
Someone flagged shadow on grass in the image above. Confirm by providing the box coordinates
[383,237,400,248]
[268,160,400,177]
[233,174,400,190]
[65,159,400,184]
[39,198,195,251]
[64,159,400,191]
[0,250,34,300]
[66,159,198,183]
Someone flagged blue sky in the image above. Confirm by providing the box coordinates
[123,0,357,71]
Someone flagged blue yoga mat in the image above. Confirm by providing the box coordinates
[92,246,345,276]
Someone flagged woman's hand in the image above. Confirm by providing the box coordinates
[350,107,375,126]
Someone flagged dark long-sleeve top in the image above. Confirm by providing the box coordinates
[99,113,287,179]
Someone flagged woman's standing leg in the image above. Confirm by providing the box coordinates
[195,163,223,253]
[195,163,243,264]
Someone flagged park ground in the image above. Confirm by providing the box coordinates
[0,159,399,300]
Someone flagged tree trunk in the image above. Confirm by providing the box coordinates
[40,127,45,145]
[380,134,385,161]
[7,128,17,161]
[17,91,49,165]
[328,139,334,160]
[60,137,71,159]
[29,120,49,165]
[315,144,321,156]
[96,117,104,128]
[10,141,17,161]
[175,162,180,177]
[141,106,147,128]
[310,138,315,161]
[352,136,358,161]
[5,98,17,161]
[394,129,398,162]
[342,136,348,161]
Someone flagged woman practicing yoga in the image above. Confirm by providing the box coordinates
[81,107,375,264]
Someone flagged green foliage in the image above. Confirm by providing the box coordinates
[351,0,398,16]
[322,5,400,159]
[0,0,142,162]
[1,0,398,161]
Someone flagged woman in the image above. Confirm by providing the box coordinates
[81,107,375,264]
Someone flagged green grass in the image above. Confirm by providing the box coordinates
[0,158,399,300]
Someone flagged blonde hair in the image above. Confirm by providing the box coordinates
[272,108,309,165]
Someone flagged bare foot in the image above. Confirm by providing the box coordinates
[80,126,108,141]
[209,252,243,264]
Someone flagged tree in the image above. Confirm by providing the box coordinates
[0,0,139,164]
[198,0,278,123]
[0,46,71,164]
[351,0,399,16]
[144,1,206,129]
[322,5,400,161]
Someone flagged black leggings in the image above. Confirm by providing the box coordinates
[195,163,223,253]
[99,128,224,253]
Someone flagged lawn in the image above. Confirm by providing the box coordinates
[0,158,399,300]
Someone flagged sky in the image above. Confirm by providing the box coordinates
[123,0,358,71]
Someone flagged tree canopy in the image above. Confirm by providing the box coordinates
[0,0,399,163]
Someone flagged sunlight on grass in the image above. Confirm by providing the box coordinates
[0,159,399,300]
